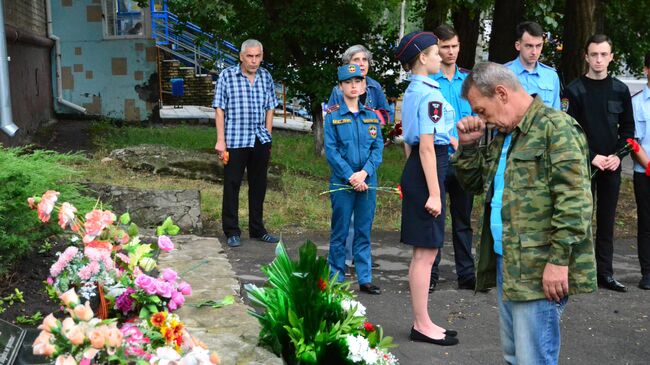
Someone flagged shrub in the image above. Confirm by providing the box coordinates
[0,147,96,276]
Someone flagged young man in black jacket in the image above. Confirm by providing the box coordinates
[565,34,635,292]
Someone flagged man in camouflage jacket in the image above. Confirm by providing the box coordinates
[451,62,596,364]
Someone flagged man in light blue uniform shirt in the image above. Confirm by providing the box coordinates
[631,51,650,290]
[428,24,476,292]
[505,21,561,109]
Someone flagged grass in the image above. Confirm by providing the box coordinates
[85,124,406,233]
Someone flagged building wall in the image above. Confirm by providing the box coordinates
[51,0,159,121]
[0,0,54,147]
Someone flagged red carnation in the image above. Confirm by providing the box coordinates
[397,184,403,200]
[317,278,327,291]
[627,138,641,153]
[364,321,375,332]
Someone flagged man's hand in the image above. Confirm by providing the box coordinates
[215,140,226,159]
[542,263,569,302]
[424,195,442,217]
[591,154,608,171]
[349,170,369,189]
[604,154,621,171]
[456,116,486,146]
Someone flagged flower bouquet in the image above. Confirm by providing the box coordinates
[245,241,398,365]
[28,190,219,364]
[381,121,402,147]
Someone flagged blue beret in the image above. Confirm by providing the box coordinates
[395,31,438,66]
[337,64,363,81]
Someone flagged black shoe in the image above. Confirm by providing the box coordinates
[255,233,280,244]
[226,235,241,247]
[458,276,476,290]
[359,283,381,295]
[409,327,459,346]
[444,329,457,337]
[639,274,650,290]
[598,276,627,292]
[428,279,438,293]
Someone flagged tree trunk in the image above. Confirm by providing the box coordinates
[311,99,325,156]
[423,0,451,32]
[488,0,524,63]
[561,0,599,86]
[452,4,480,69]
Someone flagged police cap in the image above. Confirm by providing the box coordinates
[395,31,438,66]
[337,64,363,81]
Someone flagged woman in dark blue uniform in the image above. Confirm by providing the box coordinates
[395,31,458,346]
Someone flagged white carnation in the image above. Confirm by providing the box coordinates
[341,298,366,317]
[346,334,372,364]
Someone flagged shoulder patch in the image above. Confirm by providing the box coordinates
[325,104,340,113]
[561,97,569,113]
[428,101,443,123]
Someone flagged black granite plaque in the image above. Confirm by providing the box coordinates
[0,319,25,365]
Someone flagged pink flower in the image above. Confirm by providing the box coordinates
[59,288,80,308]
[72,301,94,321]
[46,277,54,285]
[116,253,130,264]
[37,313,60,332]
[162,268,178,283]
[55,355,77,365]
[178,281,192,296]
[57,202,77,230]
[37,190,59,222]
[156,280,174,298]
[83,209,116,243]
[27,197,36,209]
[32,331,55,356]
[135,274,157,295]
[168,299,178,311]
[171,291,185,307]
[78,261,100,281]
[157,235,174,252]
[50,246,79,277]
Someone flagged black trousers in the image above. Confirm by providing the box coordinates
[430,166,475,282]
[633,172,650,276]
[222,138,271,238]
[592,168,621,277]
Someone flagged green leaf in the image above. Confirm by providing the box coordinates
[127,222,139,237]
[147,304,159,313]
[192,295,235,308]
[139,307,149,319]
[119,212,131,225]
[167,224,180,236]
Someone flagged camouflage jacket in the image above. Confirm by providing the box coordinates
[451,97,597,301]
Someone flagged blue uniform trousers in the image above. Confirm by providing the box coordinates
[328,185,376,285]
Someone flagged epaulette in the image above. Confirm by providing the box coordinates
[632,89,643,98]
[324,104,340,113]
[421,79,438,88]
[458,67,471,74]
[538,61,557,71]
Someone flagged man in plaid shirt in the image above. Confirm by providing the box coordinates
[213,39,279,248]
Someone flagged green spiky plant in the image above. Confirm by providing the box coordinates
[246,241,396,365]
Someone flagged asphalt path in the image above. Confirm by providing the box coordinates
[225,230,649,365]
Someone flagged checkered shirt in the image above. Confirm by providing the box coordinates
[213,65,278,148]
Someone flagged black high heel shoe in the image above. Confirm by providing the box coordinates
[410,327,459,346]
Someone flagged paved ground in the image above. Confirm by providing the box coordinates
[225,231,649,365]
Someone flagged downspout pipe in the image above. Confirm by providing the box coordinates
[46,0,86,114]
[0,2,18,137]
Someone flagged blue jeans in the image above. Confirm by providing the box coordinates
[496,256,568,365]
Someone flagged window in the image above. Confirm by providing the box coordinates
[103,0,145,38]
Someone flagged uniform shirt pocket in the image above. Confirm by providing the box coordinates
[537,81,555,106]
[635,119,646,140]
[519,231,551,281]
[607,100,624,126]
[509,148,547,189]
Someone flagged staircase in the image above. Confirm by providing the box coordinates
[151,4,240,76]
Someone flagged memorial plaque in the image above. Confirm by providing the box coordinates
[0,319,25,365]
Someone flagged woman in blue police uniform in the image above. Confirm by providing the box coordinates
[324,64,384,295]
[395,31,458,346]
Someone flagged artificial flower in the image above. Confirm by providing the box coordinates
[57,202,77,230]
[59,289,80,308]
[162,268,178,283]
[88,328,106,349]
[54,354,77,365]
[38,313,61,332]
[37,190,59,222]
[158,235,174,252]
[64,325,85,346]
[72,301,94,321]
